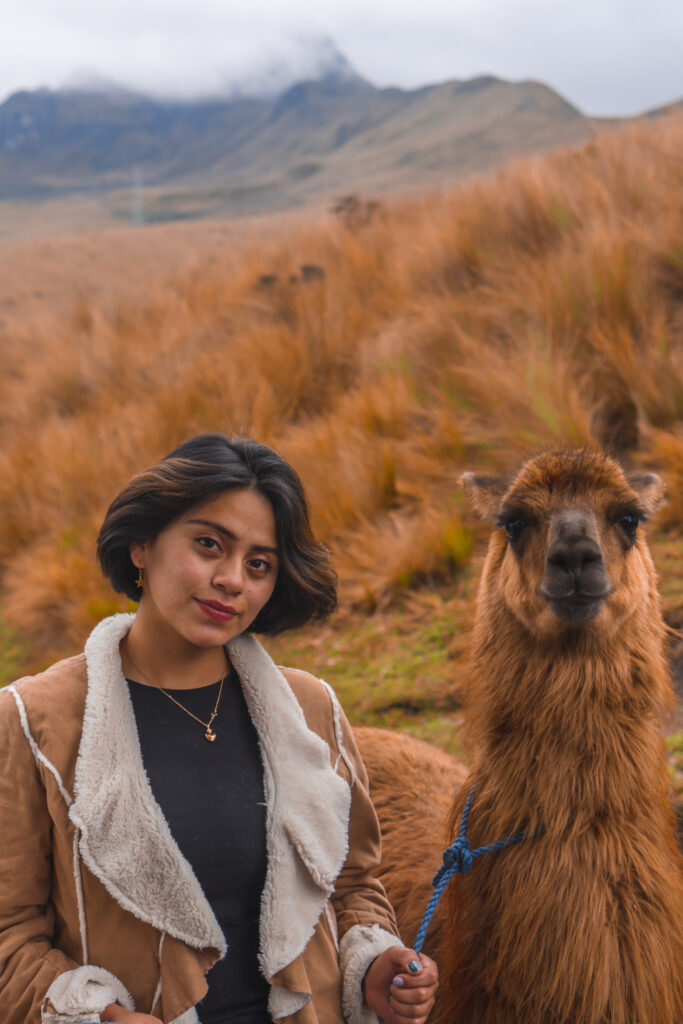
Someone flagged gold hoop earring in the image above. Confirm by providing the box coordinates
[136,567,145,589]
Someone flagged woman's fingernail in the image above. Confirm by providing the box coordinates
[392,976,405,987]
[408,960,422,973]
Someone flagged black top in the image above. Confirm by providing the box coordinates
[127,669,272,1024]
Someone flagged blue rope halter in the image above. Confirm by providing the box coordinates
[413,788,530,953]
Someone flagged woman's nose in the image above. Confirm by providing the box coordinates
[213,557,244,592]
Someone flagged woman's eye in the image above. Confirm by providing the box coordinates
[617,513,640,538]
[197,536,220,551]
[248,558,272,574]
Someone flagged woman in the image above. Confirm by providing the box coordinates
[0,434,438,1024]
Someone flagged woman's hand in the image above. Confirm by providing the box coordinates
[100,1005,163,1024]
[363,947,438,1023]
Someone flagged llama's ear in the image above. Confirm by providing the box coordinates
[627,472,665,514]
[461,472,510,519]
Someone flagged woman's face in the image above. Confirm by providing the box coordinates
[130,487,279,651]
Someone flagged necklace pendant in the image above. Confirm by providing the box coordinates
[205,728,216,742]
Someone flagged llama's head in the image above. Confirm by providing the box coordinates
[463,449,664,642]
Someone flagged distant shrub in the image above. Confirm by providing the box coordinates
[331,194,382,229]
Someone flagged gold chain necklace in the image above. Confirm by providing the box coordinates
[124,646,228,743]
[159,676,226,743]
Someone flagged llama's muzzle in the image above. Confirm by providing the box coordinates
[539,509,612,621]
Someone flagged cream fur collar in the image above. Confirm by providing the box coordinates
[70,613,351,990]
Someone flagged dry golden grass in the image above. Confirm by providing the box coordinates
[0,113,682,673]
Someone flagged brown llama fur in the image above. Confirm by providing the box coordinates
[357,449,683,1024]
[355,728,467,957]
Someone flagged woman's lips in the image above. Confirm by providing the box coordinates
[196,599,237,622]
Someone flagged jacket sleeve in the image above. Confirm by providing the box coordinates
[0,688,133,1024]
[324,692,404,1024]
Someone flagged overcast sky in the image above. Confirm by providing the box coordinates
[2,0,681,116]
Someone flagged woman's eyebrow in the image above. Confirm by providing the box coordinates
[187,518,279,555]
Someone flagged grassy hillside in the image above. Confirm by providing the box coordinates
[0,114,681,798]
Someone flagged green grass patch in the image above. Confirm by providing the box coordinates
[264,582,470,745]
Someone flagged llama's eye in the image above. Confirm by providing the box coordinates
[617,513,640,539]
[500,518,526,543]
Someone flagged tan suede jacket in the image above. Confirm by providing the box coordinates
[0,614,401,1024]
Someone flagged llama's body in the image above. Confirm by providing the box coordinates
[358,450,683,1024]
[355,728,466,953]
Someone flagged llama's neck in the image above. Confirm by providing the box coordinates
[443,589,683,1024]
[464,595,672,838]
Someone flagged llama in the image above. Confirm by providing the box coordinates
[356,449,683,1024]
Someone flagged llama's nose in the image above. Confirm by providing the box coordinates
[546,511,603,577]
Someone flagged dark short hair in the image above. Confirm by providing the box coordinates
[96,434,337,634]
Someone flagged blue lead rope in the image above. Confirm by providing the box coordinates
[413,788,530,953]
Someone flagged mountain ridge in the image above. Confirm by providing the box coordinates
[0,63,679,222]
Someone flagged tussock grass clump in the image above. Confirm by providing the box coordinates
[0,114,682,672]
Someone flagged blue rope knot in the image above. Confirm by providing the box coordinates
[434,836,473,883]
[413,787,533,954]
